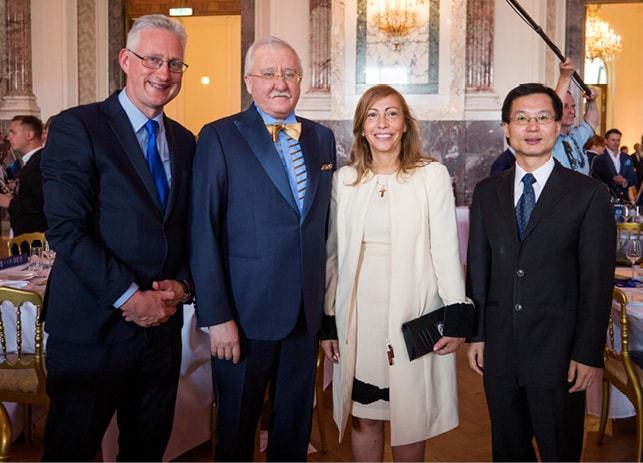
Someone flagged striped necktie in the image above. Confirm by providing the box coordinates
[288,138,307,207]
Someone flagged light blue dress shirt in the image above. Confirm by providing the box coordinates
[113,89,173,308]
[552,121,594,175]
[255,104,306,212]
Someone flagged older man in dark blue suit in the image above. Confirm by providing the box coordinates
[190,36,336,461]
[41,15,195,461]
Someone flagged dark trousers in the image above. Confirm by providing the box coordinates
[483,373,585,462]
[42,326,182,462]
[212,323,318,462]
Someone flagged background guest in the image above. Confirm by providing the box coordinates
[584,134,605,172]
[322,84,472,461]
[592,128,637,202]
[0,115,47,236]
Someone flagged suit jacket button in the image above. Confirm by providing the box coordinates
[515,303,523,311]
[516,269,525,277]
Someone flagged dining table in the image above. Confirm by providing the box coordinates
[0,264,213,461]
[586,266,643,419]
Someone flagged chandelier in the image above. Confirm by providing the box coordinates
[585,5,622,62]
[371,0,420,50]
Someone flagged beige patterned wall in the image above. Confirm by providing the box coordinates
[77,0,97,104]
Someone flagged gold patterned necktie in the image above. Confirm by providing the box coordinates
[266,122,301,142]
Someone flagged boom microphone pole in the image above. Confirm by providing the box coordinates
[505,0,593,98]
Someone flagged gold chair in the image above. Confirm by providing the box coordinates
[598,288,643,461]
[6,233,47,257]
[0,287,47,461]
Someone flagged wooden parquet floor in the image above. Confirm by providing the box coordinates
[8,348,640,461]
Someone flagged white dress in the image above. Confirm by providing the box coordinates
[352,174,392,420]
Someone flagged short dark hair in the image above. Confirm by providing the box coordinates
[501,83,563,123]
[605,128,622,139]
[11,115,43,139]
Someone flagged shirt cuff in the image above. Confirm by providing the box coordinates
[113,282,139,309]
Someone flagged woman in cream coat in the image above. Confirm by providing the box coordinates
[321,84,472,461]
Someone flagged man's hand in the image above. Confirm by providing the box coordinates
[0,193,13,208]
[467,342,485,376]
[613,174,628,187]
[121,288,177,328]
[321,340,340,363]
[209,320,240,364]
[433,336,465,355]
[152,279,184,306]
[568,360,601,393]
[559,57,575,80]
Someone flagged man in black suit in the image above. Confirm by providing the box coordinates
[466,83,615,461]
[0,115,47,235]
[41,14,195,461]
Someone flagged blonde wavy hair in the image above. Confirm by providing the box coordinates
[349,84,431,185]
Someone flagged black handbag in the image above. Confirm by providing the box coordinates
[401,303,475,361]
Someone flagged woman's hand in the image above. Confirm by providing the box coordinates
[433,336,465,355]
[321,340,340,363]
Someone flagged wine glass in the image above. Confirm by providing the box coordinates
[29,246,43,276]
[626,237,642,281]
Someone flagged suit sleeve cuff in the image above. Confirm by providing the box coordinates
[113,282,139,309]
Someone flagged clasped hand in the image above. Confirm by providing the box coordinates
[121,279,184,328]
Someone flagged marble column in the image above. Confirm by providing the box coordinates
[0,0,40,120]
[465,0,494,92]
[309,0,331,93]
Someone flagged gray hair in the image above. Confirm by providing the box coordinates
[126,14,187,51]
[244,36,302,76]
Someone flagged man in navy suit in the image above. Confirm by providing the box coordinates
[489,146,515,176]
[41,15,195,460]
[190,36,336,461]
[592,128,637,201]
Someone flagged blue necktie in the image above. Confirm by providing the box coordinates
[516,173,536,240]
[144,119,169,210]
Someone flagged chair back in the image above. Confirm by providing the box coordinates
[0,287,47,406]
[606,288,642,396]
[6,232,46,257]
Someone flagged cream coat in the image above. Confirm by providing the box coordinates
[324,162,467,446]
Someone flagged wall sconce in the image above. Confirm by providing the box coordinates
[371,0,419,50]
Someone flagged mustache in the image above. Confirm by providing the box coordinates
[270,91,291,98]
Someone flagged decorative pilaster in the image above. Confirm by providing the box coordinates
[0,0,40,119]
[309,0,331,93]
[465,0,494,92]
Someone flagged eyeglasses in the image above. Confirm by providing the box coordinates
[127,49,188,73]
[247,71,302,83]
[509,112,556,126]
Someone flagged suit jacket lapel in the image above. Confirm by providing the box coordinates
[298,118,320,220]
[234,106,298,214]
[102,94,164,213]
[522,162,567,241]
[495,167,520,244]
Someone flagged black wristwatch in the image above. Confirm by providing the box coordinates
[177,280,194,304]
